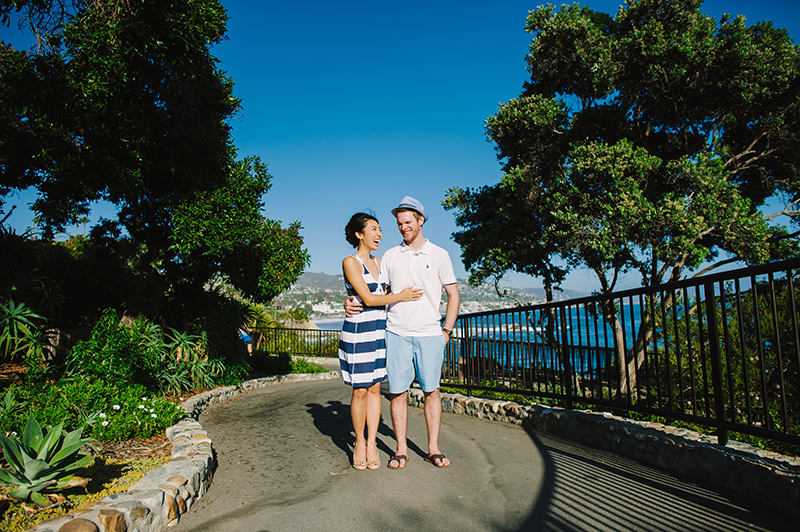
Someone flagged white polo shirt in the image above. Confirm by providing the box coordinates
[382,239,457,337]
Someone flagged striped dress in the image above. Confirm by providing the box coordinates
[338,255,388,387]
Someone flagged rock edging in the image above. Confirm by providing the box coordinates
[408,388,800,521]
[28,371,341,532]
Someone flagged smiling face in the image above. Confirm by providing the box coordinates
[395,210,424,247]
[356,219,382,252]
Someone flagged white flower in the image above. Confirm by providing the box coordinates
[98,412,106,418]
[138,404,145,409]
[113,405,121,410]
[101,421,108,426]
[149,408,154,413]
[151,413,157,418]
[179,397,184,401]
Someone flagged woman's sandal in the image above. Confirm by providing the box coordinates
[353,460,367,471]
[367,460,380,470]
[387,454,408,470]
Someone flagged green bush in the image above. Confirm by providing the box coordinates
[290,358,327,374]
[64,309,163,387]
[249,350,292,375]
[87,388,184,442]
[247,351,328,376]
[0,381,182,443]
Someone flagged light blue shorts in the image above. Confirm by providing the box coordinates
[385,331,446,394]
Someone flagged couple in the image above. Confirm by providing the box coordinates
[338,196,460,471]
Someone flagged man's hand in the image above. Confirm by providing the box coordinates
[343,296,363,317]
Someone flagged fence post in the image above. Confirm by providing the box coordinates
[704,281,728,446]
[559,306,573,409]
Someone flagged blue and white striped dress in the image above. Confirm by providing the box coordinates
[338,255,387,387]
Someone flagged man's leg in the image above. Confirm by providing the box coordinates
[415,335,451,467]
[422,388,450,466]
[385,331,414,469]
[389,391,409,468]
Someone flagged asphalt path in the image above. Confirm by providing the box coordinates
[172,376,794,532]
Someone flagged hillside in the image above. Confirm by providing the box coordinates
[278,271,585,318]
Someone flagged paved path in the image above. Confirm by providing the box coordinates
[172,377,794,532]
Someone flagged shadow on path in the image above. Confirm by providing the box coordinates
[516,427,794,532]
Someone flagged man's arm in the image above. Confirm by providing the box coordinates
[343,295,363,317]
[441,282,460,341]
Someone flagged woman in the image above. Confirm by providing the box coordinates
[339,212,422,470]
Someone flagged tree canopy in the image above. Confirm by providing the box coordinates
[1,0,309,325]
[444,0,800,297]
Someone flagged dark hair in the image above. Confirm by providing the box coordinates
[345,212,378,248]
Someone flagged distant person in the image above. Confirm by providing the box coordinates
[238,323,253,355]
[339,212,423,471]
[345,196,460,469]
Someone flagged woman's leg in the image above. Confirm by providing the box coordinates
[351,387,369,465]
[365,382,382,466]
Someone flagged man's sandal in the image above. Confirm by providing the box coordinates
[387,454,408,470]
[424,453,451,468]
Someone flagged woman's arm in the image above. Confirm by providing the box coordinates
[342,256,422,306]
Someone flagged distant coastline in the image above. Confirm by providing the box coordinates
[313,317,344,331]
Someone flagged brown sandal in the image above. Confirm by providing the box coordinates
[387,454,408,470]
[424,453,451,468]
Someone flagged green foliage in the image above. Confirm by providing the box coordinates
[64,309,163,386]
[290,357,327,374]
[0,299,45,360]
[0,415,97,506]
[250,350,292,376]
[0,380,182,443]
[247,351,326,376]
[86,389,183,442]
[445,0,800,297]
[1,0,309,328]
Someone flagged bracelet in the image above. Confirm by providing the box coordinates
[442,328,452,336]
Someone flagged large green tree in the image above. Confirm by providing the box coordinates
[444,0,800,392]
[1,0,308,325]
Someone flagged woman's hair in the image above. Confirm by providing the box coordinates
[345,212,378,248]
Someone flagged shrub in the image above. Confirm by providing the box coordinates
[87,389,184,442]
[0,381,183,443]
[64,309,163,387]
[249,350,292,375]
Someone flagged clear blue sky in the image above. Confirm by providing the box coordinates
[3,1,799,293]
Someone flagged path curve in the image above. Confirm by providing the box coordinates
[171,378,793,532]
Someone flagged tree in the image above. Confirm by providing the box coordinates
[1,0,309,326]
[444,0,800,394]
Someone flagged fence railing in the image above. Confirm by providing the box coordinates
[255,327,339,358]
[444,258,800,449]
[261,258,800,449]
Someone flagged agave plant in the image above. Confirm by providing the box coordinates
[0,415,98,506]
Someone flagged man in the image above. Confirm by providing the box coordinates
[345,196,460,469]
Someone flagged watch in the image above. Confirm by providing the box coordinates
[442,328,452,336]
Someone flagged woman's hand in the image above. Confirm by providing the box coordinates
[398,286,424,302]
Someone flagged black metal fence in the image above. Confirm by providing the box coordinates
[256,327,339,357]
[261,258,800,449]
[444,258,800,448]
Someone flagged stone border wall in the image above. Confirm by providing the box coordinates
[28,372,340,532]
[27,370,799,530]
[408,389,800,521]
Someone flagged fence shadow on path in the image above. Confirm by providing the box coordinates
[516,427,794,532]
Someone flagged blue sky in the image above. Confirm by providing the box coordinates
[3,1,799,293]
